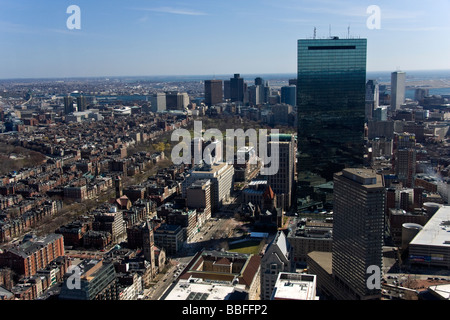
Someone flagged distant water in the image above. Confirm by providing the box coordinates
[365,70,450,98]
[133,70,450,98]
[366,69,450,83]
[121,70,450,83]
[55,69,450,100]
[406,87,450,99]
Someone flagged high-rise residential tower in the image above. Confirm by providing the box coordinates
[64,96,74,115]
[390,71,406,111]
[297,37,367,211]
[77,95,87,112]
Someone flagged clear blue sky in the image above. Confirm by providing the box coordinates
[0,0,449,79]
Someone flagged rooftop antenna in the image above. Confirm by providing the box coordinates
[329,24,331,38]
[313,27,316,39]
[348,24,350,38]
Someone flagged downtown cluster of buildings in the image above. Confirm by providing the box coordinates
[291,37,450,300]
[0,36,449,301]
[0,73,300,300]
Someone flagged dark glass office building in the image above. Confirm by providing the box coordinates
[297,37,367,212]
[230,73,246,104]
[204,79,223,106]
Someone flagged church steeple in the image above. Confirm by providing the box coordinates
[143,220,154,260]
[115,176,123,198]
[263,184,276,211]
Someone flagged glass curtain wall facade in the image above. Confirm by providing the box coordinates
[297,38,367,212]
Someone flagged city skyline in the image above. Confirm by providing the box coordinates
[0,0,450,79]
[1,0,450,304]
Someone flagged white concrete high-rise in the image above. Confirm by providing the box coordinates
[390,71,406,111]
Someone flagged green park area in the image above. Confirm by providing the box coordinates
[228,239,265,255]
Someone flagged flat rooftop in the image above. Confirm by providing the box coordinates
[307,251,333,275]
[338,168,384,188]
[428,284,450,300]
[192,162,230,176]
[272,273,319,300]
[410,205,450,248]
[164,279,240,300]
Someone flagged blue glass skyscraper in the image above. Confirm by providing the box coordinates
[281,85,297,106]
[297,37,367,211]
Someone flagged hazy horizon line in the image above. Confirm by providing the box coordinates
[2,69,450,82]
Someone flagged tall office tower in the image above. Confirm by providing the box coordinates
[166,91,189,110]
[179,92,190,109]
[253,77,266,104]
[332,168,385,300]
[393,133,416,188]
[260,231,294,300]
[248,85,261,105]
[263,82,271,104]
[190,137,205,166]
[395,148,416,188]
[165,91,178,110]
[266,134,295,211]
[373,106,387,121]
[204,80,223,106]
[230,73,245,104]
[280,85,296,106]
[395,132,416,149]
[365,79,379,120]
[297,37,367,210]
[390,71,406,111]
[223,80,231,100]
[77,95,87,112]
[255,77,264,86]
[64,96,74,115]
[150,93,167,112]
